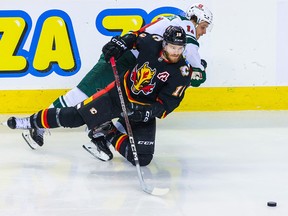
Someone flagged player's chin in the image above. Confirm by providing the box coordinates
[169,56,181,63]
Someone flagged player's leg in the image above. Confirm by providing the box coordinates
[7,107,86,129]
[8,83,120,131]
[26,55,108,148]
[23,52,136,148]
[25,54,117,147]
[108,118,156,166]
[21,87,89,149]
[7,107,86,148]
[50,87,88,108]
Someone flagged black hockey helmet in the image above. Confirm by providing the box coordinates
[163,25,186,46]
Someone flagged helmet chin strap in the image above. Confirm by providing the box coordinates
[191,19,198,28]
[191,20,199,38]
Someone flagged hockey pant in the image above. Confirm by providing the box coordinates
[29,82,120,129]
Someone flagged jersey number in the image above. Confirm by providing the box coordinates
[172,86,186,97]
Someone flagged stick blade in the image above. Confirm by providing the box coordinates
[142,184,170,196]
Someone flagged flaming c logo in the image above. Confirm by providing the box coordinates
[130,62,156,95]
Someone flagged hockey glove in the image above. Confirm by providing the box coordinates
[102,36,127,62]
[190,59,207,87]
[125,102,165,122]
[102,33,137,62]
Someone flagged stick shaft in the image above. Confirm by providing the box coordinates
[110,57,143,178]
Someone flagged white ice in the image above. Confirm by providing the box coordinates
[0,111,288,216]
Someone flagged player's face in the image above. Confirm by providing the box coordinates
[163,43,185,63]
[196,21,209,39]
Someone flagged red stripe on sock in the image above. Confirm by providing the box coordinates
[115,134,128,152]
[41,109,50,128]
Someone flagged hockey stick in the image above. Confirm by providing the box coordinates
[110,57,169,196]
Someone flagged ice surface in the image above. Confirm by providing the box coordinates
[0,111,287,216]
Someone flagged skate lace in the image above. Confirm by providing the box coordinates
[15,118,30,129]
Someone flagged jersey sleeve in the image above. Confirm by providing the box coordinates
[142,16,170,36]
[184,43,204,71]
[155,68,191,118]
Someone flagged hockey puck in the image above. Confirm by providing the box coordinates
[267,201,277,207]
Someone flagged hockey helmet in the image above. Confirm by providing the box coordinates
[186,3,213,25]
[163,25,186,46]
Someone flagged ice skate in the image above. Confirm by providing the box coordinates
[88,121,117,139]
[22,128,45,150]
[83,136,113,161]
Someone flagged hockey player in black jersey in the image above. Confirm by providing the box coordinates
[6,26,192,166]
[19,3,212,152]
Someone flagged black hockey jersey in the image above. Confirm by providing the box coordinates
[122,32,192,118]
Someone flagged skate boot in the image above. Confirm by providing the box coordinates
[22,128,45,150]
[83,121,116,161]
[7,117,31,129]
[83,136,113,161]
[88,121,117,139]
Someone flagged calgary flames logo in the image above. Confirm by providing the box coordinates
[130,62,156,95]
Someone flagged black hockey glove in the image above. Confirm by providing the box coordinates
[102,36,127,62]
[102,33,137,62]
[125,102,165,122]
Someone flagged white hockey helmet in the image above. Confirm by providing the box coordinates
[186,3,213,25]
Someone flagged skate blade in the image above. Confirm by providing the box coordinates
[0,121,7,126]
[22,131,39,150]
[82,144,110,161]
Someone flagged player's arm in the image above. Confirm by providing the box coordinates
[153,65,192,117]
[127,74,191,122]
[183,41,207,87]
[126,90,186,122]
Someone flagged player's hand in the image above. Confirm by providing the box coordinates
[102,36,128,62]
[190,60,207,87]
[191,71,203,81]
[125,103,154,122]
[190,59,207,81]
